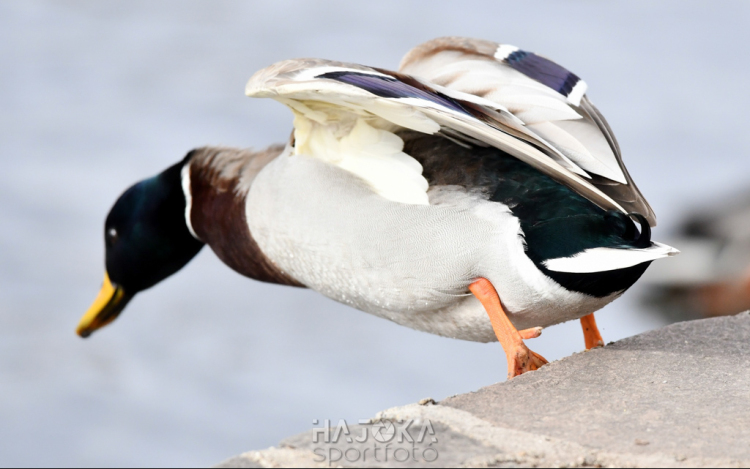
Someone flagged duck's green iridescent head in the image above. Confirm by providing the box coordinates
[77,158,204,338]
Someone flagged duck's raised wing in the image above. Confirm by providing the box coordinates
[246,58,633,218]
[400,37,655,226]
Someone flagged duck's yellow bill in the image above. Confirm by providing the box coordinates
[77,273,131,338]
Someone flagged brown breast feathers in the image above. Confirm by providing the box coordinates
[187,145,304,288]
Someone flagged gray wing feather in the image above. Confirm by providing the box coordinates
[400,37,657,226]
[577,97,656,225]
[246,57,632,219]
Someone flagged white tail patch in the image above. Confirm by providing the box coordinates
[544,242,680,274]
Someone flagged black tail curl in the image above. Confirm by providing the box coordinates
[630,213,652,248]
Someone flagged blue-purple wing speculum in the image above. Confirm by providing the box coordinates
[496,45,586,105]
[316,71,470,115]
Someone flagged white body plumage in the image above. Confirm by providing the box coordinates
[246,147,622,342]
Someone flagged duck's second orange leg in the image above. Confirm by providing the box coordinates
[469,278,548,379]
[580,313,604,350]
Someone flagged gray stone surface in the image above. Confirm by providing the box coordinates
[216,313,750,468]
[444,312,750,462]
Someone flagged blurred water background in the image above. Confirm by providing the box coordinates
[2,1,750,466]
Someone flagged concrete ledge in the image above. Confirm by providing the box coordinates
[217,313,750,468]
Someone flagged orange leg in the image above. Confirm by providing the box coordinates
[469,278,548,379]
[580,313,604,350]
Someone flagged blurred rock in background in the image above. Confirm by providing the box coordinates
[642,190,750,321]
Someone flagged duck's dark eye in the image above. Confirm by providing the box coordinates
[107,228,119,245]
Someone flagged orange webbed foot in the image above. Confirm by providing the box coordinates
[507,343,549,379]
[469,278,548,379]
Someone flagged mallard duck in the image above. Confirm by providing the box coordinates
[77,37,678,379]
